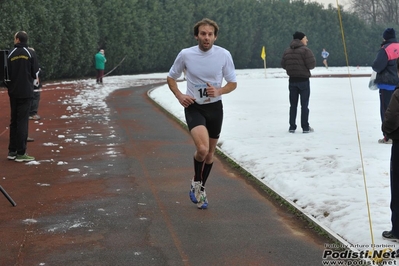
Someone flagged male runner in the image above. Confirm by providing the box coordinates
[167,18,237,209]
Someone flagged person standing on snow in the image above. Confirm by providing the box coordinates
[95,49,106,84]
[281,31,316,134]
[167,18,237,209]
[321,48,329,69]
[381,85,399,241]
[372,28,399,144]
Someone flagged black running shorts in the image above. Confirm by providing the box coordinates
[184,100,223,139]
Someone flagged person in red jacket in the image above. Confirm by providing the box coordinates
[5,31,39,162]
[372,28,399,144]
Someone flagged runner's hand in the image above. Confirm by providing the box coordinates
[206,83,219,97]
[177,94,195,108]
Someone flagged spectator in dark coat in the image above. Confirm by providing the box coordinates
[372,28,399,144]
[5,31,39,162]
[382,87,399,241]
[281,31,316,134]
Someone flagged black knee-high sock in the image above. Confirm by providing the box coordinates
[201,163,213,188]
[194,158,204,182]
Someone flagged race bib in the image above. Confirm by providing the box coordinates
[193,83,217,104]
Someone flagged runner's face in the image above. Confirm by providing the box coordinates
[196,25,217,52]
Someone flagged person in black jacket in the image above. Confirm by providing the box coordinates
[281,31,316,134]
[5,31,39,162]
[29,47,42,121]
[382,87,399,241]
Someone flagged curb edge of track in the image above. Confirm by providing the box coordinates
[146,86,358,253]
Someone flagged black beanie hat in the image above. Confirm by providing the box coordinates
[293,31,306,40]
[383,28,396,40]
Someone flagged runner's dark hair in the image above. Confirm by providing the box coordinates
[193,18,219,37]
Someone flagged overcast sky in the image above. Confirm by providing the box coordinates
[310,0,349,8]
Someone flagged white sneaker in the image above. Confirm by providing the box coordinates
[378,138,392,144]
[29,114,41,120]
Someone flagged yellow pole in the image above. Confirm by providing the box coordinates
[264,57,266,78]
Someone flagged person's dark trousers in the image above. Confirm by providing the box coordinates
[8,97,31,155]
[96,69,104,83]
[289,80,310,131]
[29,91,40,116]
[380,89,394,139]
[390,140,399,237]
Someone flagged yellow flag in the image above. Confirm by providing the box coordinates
[261,46,266,60]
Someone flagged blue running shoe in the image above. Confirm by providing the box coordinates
[189,180,201,204]
[197,190,208,209]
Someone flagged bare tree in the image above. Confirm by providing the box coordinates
[350,0,399,24]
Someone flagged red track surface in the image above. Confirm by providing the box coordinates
[0,80,334,266]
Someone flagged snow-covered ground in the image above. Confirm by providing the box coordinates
[45,66,397,256]
[149,66,397,254]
